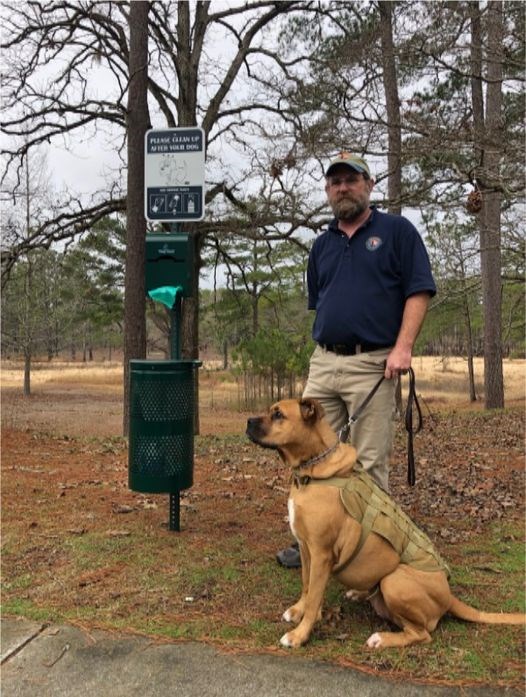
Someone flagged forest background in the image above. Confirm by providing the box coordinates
[1,1,524,421]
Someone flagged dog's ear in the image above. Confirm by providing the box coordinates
[299,398,324,423]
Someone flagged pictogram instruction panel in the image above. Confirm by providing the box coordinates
[145,127,205,222]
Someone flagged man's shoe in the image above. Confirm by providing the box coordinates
[276,543,301,568]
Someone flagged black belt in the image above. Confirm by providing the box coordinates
[319,342,390,356]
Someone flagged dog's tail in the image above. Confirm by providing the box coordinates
[448,596,525,625]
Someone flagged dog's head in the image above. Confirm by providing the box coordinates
[246,398,336,466]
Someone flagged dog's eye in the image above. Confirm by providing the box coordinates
[271,410,284,421]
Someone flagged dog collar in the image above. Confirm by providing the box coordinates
[299,441,339,469]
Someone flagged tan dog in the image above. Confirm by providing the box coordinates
[246,398,525,649]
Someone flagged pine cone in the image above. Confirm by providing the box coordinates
[282,151,296,169]
[270,161,283,178]
[466,189,482,214]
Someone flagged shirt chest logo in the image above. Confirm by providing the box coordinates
[365,236,383,251]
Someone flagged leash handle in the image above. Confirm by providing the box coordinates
[404,367,422,486]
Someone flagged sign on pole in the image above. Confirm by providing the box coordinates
[145,127,205,222]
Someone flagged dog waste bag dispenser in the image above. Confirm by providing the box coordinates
[128,232,200,531]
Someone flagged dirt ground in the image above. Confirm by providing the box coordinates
[1,358,525,685]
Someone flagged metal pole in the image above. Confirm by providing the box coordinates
[170,293,182,361]
[169,493,180,532]
[168,223,190,532]
[169,289,182,531]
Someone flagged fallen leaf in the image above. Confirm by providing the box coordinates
[112,504,134,514]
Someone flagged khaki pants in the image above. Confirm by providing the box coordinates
[303,345,395,492]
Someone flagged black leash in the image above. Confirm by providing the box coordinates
[348,373,387,426]
[337,373,386,444]
[339,366,423,486]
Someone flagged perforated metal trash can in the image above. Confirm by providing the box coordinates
[128,360,201,493]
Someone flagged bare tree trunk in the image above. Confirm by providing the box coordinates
[175,2,205,433]
[455,231,477,402]
[123,0,150,435]
[251,239,259,337]
[180,231,201,359]
[23,153,32,396]
[463,299,477,402]
[481,1,504,408]
[23,350,31,397]
[470,1,504,409]
[469,3,485,404]
[379,1,402,216]
[174,2,200,363]
[379,1,403,415]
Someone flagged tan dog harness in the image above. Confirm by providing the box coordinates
[297,470,450,577]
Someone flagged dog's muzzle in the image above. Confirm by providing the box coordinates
[246,417,266,442]
[246,417,276,449]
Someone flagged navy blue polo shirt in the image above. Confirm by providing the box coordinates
[308,208,436,346]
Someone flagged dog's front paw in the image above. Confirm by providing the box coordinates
[282,604,303,624]
[280,631,303,648]
[366,632,383,649]
[345,589,369,602]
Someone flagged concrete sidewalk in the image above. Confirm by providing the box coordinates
[1,617,521,697]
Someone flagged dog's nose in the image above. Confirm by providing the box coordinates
[246,417,263,438]
[246,417,258,433]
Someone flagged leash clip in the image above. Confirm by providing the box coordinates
[293,473,311,488]
[338,372,386,442]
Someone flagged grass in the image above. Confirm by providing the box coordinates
[3,515,523,685]
[3,599,62,624]
[451,525,525,613]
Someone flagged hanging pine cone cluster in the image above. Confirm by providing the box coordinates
[269,150,297,178]
[466,189,482,214]
[269,161,283,178]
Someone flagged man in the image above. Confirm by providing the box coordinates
[276,152,436,568]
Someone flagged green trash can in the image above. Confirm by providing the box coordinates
[128,359,201,494]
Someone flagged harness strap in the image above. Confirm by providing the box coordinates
[291,473,349,489]
[331,493,378,575]
[296,475,370,574]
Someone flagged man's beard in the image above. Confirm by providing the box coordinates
[330,193,369,221]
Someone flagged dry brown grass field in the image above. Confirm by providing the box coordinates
[1,355,524,437]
